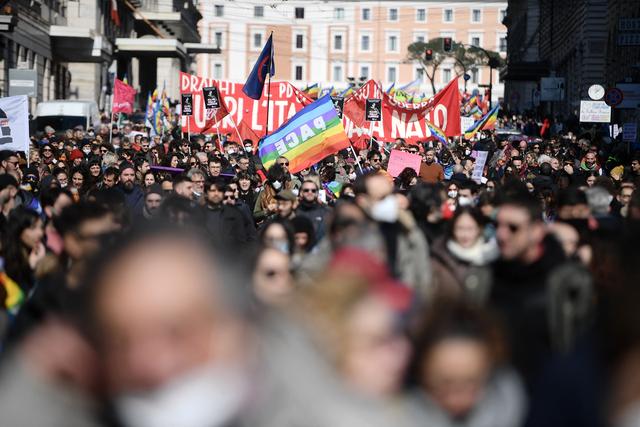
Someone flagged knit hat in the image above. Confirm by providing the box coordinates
[70,148,84,161]
[146,183,163,197]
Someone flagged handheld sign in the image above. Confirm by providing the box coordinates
[365,99,382,122]
[181,93,193,116]
[387,149,422,177]
[202,86,221,109]
[331,96,344,119]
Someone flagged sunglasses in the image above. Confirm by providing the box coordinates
[302,188,317,193]
[497,221,524,234]
[224,195,235,200]
[371,158,381,162]
[278,162,290,166]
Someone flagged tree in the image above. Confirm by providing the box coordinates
[407,38,505,96]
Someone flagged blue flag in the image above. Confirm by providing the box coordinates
[243,33,275,100]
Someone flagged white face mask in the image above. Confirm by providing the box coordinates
[348,172,357,181]
[371,194,399,223]
[82,146,91,154]
[244,146,252,153]
[227,149,236,155]
[447,190,458,199]
[458,196,473,207]
[114,362,248,427]
[271,180,282,191]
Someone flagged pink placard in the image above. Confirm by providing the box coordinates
[387,149,422,177]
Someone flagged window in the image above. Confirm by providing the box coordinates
[214,31,223,48]
[414,32,427,43]
[500,9,507,22]
[334,34,343,51]
[416,8,426,22]
[443,8,453,22]
[471,68,479,84]
[360,65,370,79]
[389,8,398,21]
[295,7,304,19]
[333,65,343,82]
[214,5,224,17]
[387,34,399,52]
[387,66,397,83]
[295,65,304,81]
[442,68,452,82]
[361,34,371,51]
[471,9,482,23]
[213,63,223,79]
[253,33,262,48]
[499,37,507,52]
[334,7,345,20]
[416,67,425,81]
[295,34,304,49]
[254,6,264,18]
[471,36,480,47]
[362,8,371,21]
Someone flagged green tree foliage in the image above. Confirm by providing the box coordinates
[407,38,505,95]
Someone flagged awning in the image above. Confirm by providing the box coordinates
[115,37,186,58]
[184,43,221,54]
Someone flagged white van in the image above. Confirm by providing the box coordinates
[35,100,100,134]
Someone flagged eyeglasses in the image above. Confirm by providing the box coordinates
[302,188,317,193]
[42,148,52,152]
[370,158,381,162]
[224,195,235,200]
[278,162,289,166]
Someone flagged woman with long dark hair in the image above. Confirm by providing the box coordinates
[1,207,45,295]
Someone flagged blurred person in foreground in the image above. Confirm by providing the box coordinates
[407,299,526,427]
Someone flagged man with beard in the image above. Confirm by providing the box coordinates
[418,149,444,183]
[118,163,144,216]
[141,184,163,220]
[295,180,330,241]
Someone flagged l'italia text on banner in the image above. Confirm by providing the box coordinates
[0,95,29,153]
[179,72,313,142]
[342,78,461,149]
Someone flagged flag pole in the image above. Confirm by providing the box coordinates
[349,143,363,174]
[264,31,273,138]
[109,74,116,145]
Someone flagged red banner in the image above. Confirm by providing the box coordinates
[342,78,461,149]
[179,72,312,143]
[112,78,136,114]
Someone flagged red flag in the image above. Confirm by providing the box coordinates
[111,0,121,26]
[113,78,136,114]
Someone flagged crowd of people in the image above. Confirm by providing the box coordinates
[0,111,639,427]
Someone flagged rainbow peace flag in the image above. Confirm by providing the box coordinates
[1,272,24,315]
[339,86,354,97]
[304,83,320,97]
[259,95,351,173]
[400,78,421,94]
[464,104,500,139]
[426,121,448,145]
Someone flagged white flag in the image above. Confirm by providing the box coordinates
[0,95,29,153]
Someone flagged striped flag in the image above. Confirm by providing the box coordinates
[464,104,500,139]
[259,95,351,173]
[426,121,448,145]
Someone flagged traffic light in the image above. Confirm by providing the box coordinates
[424,48,433,62]
[443,37,452,52]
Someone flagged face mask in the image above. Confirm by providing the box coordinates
[114,362,248,427]
[458,196,473,207]
[447,190,458,199]
[82,147,91,154]
[348,172,357,181]
[465,149,471,156]
[272,239,289,254]
[371,194,399,223]
[227,149,236,155]
[271,180,282,191]
[244,146,252,153]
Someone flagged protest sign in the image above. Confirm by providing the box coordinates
[471,150,489,183]
[387,149,422,177]
[203,86,221,109]
[365,99,382,121]
[181,93,193,116]
[0,95,29,153]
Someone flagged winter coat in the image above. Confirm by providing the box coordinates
[295,201,330,241]
[204,204,253,248]
[430,237,498,304]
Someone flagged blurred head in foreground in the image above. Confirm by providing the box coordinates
[82,225,252,427]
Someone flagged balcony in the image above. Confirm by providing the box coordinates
[134,0,202,43]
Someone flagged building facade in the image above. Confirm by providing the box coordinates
[504,0,640,118]
[197,0,507,100]
[0,0,209,113]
